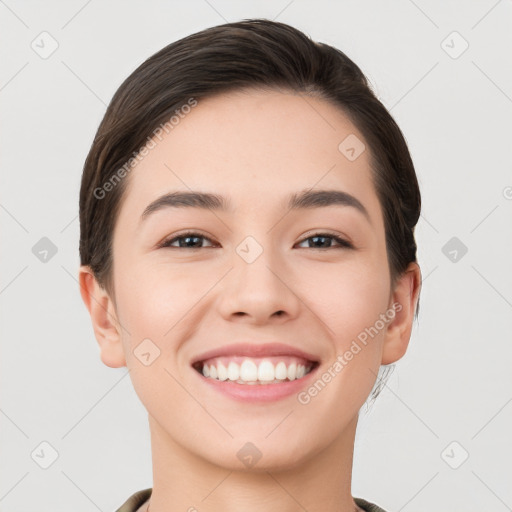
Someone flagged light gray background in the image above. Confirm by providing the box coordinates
[1,1,511,511]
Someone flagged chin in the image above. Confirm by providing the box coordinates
[193,433,324,474]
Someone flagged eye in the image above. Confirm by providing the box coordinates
[295,232,354,250]
[158,231,354,250]
[158,231,218,249]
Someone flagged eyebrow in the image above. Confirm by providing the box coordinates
[140,189,371,224]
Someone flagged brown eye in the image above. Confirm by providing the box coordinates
[158,231,354,250]
[159,232,217,249]
[296,233,354,250]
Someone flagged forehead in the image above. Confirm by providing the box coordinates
[116,88,383,229]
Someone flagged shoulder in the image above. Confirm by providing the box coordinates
[115,488,152,512]
[354,496,389,512]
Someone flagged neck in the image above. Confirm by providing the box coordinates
[146,414,362,512]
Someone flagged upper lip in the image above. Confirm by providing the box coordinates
[191,342,320,365]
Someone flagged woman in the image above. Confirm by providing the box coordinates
[78,19,422,512]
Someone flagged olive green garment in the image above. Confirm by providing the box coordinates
[115,488,389,512]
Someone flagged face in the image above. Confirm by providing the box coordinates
[92,88,411,470]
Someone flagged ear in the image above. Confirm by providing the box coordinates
[78,265,126,368]
[381,262,422,365]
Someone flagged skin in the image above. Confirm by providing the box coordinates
[79,88,421,512]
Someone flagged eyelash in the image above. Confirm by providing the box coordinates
[158,231,354,250]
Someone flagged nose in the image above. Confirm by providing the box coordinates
[216,241,301,326]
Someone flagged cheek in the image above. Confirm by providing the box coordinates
[294,256,391,338]
[112,266,201,412]
[294,266,390,420]
[113,260,216,356]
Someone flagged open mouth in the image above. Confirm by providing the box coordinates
[192,356,319,385]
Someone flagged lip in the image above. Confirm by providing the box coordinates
[191,342,320,366]
[196,365,320,402]
[191,342,320,403]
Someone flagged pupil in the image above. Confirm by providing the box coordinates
[311,236,329,248]
[182,236,201,248]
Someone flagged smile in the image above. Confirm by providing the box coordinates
[195,356,316,385]
[191,343,320,401]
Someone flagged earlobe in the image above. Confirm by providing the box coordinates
[78,266,127,368]
[381,262,422,365]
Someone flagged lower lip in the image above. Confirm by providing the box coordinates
[195,366,319,403]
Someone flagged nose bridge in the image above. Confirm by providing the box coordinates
[234,233,284,293]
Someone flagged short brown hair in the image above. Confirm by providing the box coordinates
[79,18,421,316]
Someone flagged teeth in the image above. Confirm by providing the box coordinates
[275,362,287,380]
[227,361,239,381]
[200,358,314,384]
[258,361,275,381]
[217,362,228,381]
[240,360,258,381]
